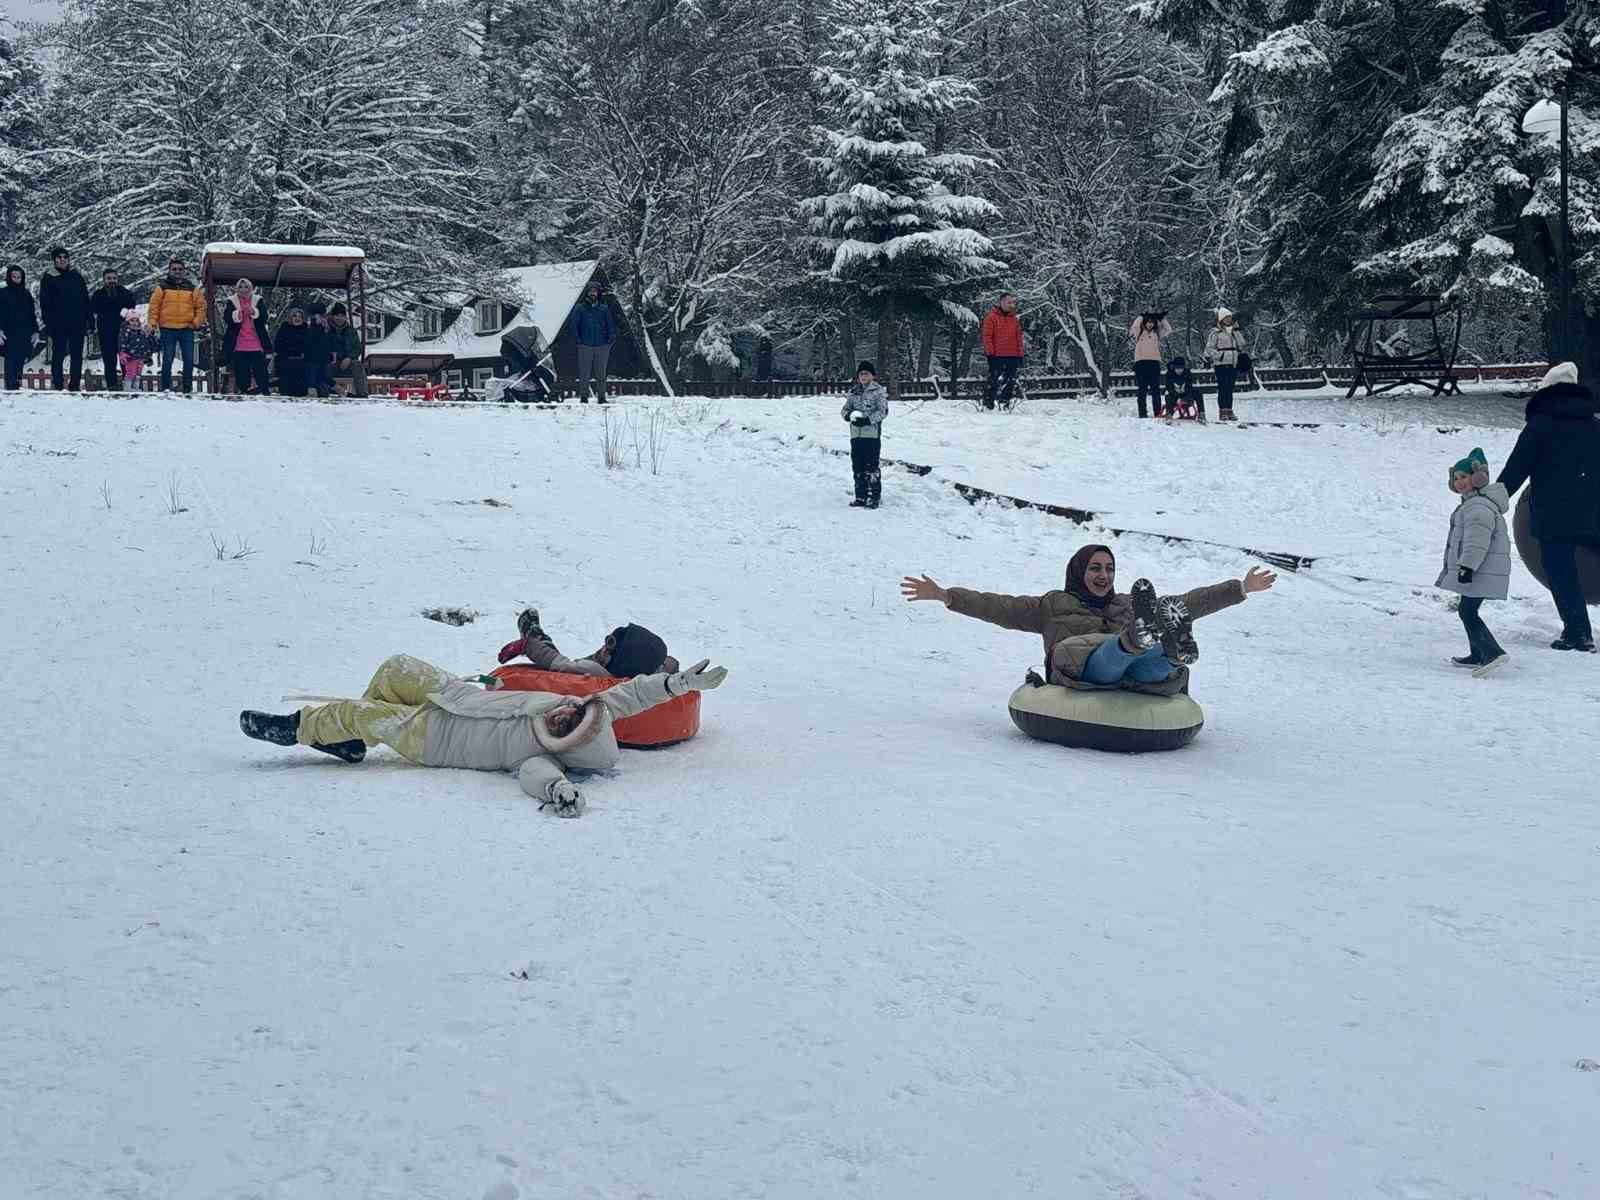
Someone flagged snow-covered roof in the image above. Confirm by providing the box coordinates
[366,260,599,365]
[202,242,365,259]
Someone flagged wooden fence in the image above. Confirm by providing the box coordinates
[15,361,1548,400]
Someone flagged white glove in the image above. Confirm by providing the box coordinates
[849,409,865,421]
[543,779,584,818]
[666,658,728,695]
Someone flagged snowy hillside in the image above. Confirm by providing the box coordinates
[2,390,1595,1199]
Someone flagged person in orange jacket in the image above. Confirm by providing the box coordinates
[979,292,1024,411]
[146,256,207,392]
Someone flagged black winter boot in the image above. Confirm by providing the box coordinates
[239,709,367,762]
[850,472,868,507]
[240,709,300,746]
[1131,578,1198,665]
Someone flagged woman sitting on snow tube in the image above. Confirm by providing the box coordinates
[900,544,1276,750]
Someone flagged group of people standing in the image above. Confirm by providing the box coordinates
[0,249,208,392]
[0,247,366,397]
[975,293,1251,419]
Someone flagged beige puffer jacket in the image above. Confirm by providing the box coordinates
[945,577,1246,696]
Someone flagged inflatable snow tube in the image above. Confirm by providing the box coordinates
[1513,491,1600,602]
[1007,682,1203,753]
[489,665,701,749]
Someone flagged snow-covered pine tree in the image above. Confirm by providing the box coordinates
[801,0,1004,400]
[0,33,46,257]
[1144,0,1597,371]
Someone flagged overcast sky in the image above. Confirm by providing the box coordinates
[2,0,61,25]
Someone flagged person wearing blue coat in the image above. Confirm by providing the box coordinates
[568,281,617,403]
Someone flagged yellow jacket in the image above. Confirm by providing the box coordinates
[147,283,206,330]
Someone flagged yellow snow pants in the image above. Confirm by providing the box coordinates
[296,654,455,763]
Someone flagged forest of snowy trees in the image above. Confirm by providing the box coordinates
[0,0,1592,390]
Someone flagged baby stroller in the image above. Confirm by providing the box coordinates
[489,324,558,403]
[1163,356,1205,421]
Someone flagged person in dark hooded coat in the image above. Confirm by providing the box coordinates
[38,245,91,390]
[1497,361,1600,651]
[1,264,40,389]
[496,609,681,677]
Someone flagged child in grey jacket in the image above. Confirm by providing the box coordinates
[1436,446,1512,675]
[841,360,889,508]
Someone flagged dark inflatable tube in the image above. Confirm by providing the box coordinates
[490,665,701,749]
[1008,682,1203,753]
[1512,490,1600,602]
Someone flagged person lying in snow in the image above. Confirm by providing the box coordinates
[496,609,680,677]
[900,543,1275,695]
[239,653,728,817]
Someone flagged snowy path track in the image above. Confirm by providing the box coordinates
[1,391,1595,1199]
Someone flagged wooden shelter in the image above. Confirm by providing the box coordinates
[199,242,367,393]
[1344,293,1463,398]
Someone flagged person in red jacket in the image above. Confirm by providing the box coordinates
[980,292,1024,411]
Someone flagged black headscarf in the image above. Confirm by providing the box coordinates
[1064,543,1116,609]
[4,264,26,288]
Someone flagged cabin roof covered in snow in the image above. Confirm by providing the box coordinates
[365,260,600,370]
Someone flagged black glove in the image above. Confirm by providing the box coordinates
[1458,566,1474,584]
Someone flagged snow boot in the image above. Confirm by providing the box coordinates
[517,607,545,643]
[1472,652,1509,678]
[240,709,299,746]
[239,709,367,762]
[1450,655,1480,669]
[1551,636,1597,652]
[851,472,869,507]
[1131,578,1198,665]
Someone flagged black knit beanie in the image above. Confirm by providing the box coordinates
[606,623,669,677]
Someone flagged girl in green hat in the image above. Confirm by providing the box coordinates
[1437,447,1512,676]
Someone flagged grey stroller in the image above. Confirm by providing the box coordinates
[492,325,558,402]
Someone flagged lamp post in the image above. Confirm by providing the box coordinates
[1523,93,1575,361]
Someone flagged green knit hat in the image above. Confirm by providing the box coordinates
[1449,446,1489,491]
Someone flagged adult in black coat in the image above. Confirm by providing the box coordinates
[89,268,137,389]
[1498,361,1600,651]
[1,263,41,390]
[303,300,333,398]
[274,307,311,396]
[38,245,91,390]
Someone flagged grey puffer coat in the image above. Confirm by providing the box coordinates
[842,381,889,440]
[1436,483,1511,599]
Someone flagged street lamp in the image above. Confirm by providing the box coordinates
[1523,93,1574,360]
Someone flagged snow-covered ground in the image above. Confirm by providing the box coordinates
[2,388,1595,1200]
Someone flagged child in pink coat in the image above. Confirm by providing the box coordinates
[116,309,157,391]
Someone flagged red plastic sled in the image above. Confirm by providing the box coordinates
[489,665,701,749]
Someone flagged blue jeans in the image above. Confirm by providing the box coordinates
[159,328,194,392]
[1081,636,1174,685]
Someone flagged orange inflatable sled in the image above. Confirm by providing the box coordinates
[489,665,701,749]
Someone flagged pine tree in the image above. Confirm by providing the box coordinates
[1145,0,1596,370]
[801,0,1004,399]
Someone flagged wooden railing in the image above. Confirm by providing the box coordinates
[15,362,1548,399]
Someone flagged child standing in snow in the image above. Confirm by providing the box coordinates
[1437,447,1512,676]
[116,310,157,392]
[841,360,888,508]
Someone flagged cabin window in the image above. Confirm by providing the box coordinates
[475,301,501,335]
[416,307,442,339]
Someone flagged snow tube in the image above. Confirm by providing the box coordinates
[489,665,700,749]
[1513,491,1600,602]
[1008,682,1203,753]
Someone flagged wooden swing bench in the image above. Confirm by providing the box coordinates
[1345,294,1463,398]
